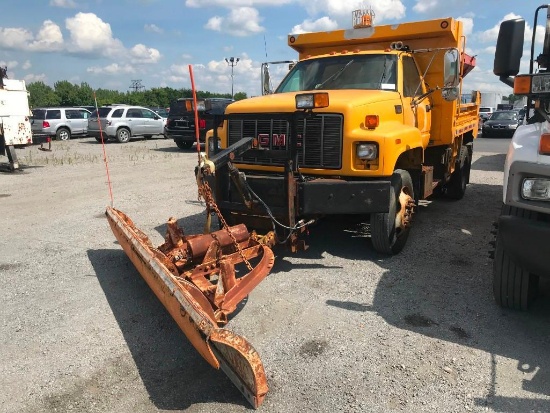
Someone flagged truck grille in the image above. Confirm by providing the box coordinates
[227,113,343,169]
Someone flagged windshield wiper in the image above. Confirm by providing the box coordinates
[315,60,354,89]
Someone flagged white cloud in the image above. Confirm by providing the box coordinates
[24,73,48,83]
[0,27,34,50]
[298,0,405,24]
[22,60,32,70]
[65,13,125,57]
[130,44,162,64]
[29,20,64,51]
[145,24,163,34]
[186,0,290,7]
[0,60,18,70]
[412,0,437,14]
[291,17,338,34]
[49,0,77,8]
[457,17,474,36]
[205,7,264,36]
[87,63,136,75]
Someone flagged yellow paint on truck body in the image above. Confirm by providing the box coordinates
[218,17,479,178]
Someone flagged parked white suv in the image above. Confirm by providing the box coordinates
[31,107,91,141]
[88,105,165,143]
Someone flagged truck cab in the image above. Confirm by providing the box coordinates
[492,7,550,309]
[0,68,32,171]
[206,13,479,255]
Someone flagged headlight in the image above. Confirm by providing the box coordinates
[295,92,329,109]
[508,124,518,129]
[522,178,550,201]
[356,143,377,160]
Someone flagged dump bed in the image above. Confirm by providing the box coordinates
[288,17,478,146]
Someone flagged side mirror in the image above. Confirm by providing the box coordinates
[261,63,271,95]
[443,49,459,89]
[494,18,525,79]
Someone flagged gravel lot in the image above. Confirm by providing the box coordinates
[1,136,549,413]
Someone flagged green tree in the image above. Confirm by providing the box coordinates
[54,80,80,106]
[27,81,60,108]
[233,92,248,101]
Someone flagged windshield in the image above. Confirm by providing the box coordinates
[489,111,518,121]
[276,54,397,93]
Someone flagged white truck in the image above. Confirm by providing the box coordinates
[492,6,550,309]
[0,67,33,171]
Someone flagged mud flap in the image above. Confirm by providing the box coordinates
[105,206,269,408]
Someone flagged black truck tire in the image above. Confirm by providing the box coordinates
[446,145,470,200]
[493,205,539,310]
[370,169,414,255]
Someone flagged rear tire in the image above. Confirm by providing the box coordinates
[56,128,71,141]
[370,169,415,255]
[116,128,130,143]
[493,205,539,310]
[446,145,470,200]
[176,140,194,150]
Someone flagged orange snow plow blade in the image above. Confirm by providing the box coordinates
[105,206,274,408]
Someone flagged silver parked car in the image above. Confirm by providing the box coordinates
[87,105,165,143]
[31,107,92,141]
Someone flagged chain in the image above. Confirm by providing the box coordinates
[199,179,253,271]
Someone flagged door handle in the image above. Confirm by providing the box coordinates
[425,105,431,112]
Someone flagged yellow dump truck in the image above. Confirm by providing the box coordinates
[206,12,480,254]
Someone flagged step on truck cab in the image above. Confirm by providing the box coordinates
[206,10,480,254]
[492,6,550,309]
[0,67,32,171]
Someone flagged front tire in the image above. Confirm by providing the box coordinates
[116,128,130,143]
[56,128,71,141]
[370,169,415,255]
[493,205,539,310]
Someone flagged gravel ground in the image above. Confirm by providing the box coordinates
[1,136,549,413]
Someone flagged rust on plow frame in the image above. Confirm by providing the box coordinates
[105,206,274,408]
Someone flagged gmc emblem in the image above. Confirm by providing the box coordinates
[257,133,302,148]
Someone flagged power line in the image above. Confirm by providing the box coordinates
[129,79,145,92]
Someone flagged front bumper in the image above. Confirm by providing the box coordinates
[498,214,550,278]
[165,128,205,143]
[215,173,391,222]
[32,135,51,144]
[482,127,516,138]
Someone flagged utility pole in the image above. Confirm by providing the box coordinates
[129,79,145,92]
[225,57,239,99]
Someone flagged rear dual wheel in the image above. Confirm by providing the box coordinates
[370,169,415,255]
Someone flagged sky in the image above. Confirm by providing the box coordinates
[0,0,544,99]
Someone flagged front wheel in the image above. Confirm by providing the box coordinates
[370,169,415,255]
[116,128,130,143]
[493,205,539,310]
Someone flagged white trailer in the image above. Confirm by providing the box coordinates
[0,72,33,171]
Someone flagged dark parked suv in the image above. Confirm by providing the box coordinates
[164,98,233,149]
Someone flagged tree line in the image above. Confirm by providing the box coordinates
[26,80,248,109]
